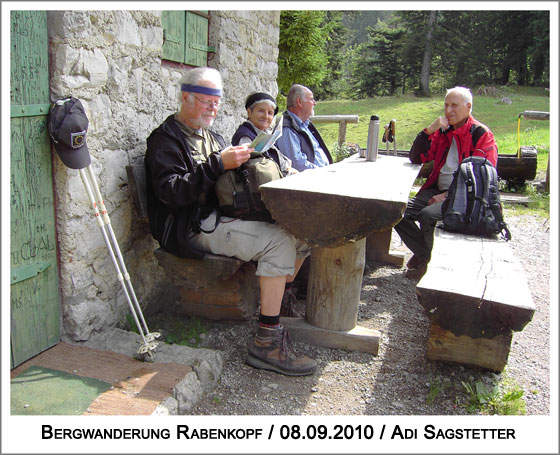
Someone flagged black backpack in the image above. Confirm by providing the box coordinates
[441,155,511,240]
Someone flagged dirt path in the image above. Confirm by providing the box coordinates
[148,212,551,416]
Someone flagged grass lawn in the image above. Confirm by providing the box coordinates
[313,86,550,177]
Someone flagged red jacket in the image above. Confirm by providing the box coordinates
[410,115,498,191]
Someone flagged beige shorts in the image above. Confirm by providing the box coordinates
[189,211,310,277]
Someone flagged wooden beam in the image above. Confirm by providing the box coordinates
[377,148,538,181]
[338,121,347,147]
[280,317,380,355]
[310,115,359,124]
[521,110,550,120]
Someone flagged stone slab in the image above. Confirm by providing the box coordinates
[261,155,421,247]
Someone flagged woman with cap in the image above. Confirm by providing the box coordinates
[231,92,296,175]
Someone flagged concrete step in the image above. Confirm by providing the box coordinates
[11,329,223,415]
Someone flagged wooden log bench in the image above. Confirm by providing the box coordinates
[125,161,259,321]
[415,228,535,372]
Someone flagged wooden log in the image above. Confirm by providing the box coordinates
[338,121,347,147]
[306,239,366,331]
[154,248,244,289]
[125,163,260,321]
[365,229,405,267]
[280,317,380,355]
[175,263,259,321]
[521,110,550,120]
[499,146,537,180]
[309,114,359,124]
[427,323,512,372]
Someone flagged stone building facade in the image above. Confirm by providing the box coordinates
[47,10,281,341]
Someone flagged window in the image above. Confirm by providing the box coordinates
[161,11,215,66]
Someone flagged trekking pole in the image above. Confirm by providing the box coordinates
[390,119,397,156]
[517,113,522,158]
[86,166,158,338]
[383,123,390,152]
[83,166,160,361]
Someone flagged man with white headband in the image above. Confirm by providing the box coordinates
[145,67,317,376]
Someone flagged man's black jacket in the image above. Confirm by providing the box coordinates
[145,115,226,258]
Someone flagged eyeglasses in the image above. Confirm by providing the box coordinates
[191,93,222,109]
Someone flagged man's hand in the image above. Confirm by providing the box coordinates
[220,145,252,170]
[428,192,447,205]
[425,116,449,135]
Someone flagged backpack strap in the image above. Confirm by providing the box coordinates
[469,124,487,157]
[464,161,476,222]
[237,164,257,214]
[482,163,512,241]
[197,210,221,234]
[480,163,491,206]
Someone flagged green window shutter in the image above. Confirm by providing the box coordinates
[161,11,186,63]
[185,11,210,66]
[162,10,215,66]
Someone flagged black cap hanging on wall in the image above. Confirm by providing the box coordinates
[47,97,92,169]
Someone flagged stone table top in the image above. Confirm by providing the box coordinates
[260,154,421,247]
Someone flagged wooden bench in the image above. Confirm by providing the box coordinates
[125,161,259,321]
[415,228,535,372]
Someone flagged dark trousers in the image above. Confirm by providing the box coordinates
[394,188,444,262]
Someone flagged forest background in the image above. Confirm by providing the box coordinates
[277,10,550,101]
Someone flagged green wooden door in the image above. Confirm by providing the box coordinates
[10,10,60,368]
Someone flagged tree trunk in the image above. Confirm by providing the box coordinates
[420,10,437,96]
[517,50,528,85]
[532,52,545,85]
[499,57,511,85]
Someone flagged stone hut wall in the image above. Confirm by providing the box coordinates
[47,10,280,341]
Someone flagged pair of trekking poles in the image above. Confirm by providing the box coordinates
[79,165,160,361]
[48,97,159,361]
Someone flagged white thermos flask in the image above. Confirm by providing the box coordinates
[366,115,380,162]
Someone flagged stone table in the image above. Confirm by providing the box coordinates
[260,154,421,354]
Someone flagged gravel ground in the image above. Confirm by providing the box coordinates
[151,212,551,416]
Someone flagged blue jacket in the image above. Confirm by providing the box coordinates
[278,111,332,168]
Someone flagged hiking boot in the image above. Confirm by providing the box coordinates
[406,254,425,269]
[246,325,317,376]
[280,287,304,317]
[406,259,428,280]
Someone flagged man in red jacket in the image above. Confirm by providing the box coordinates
[394,87,498,279]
